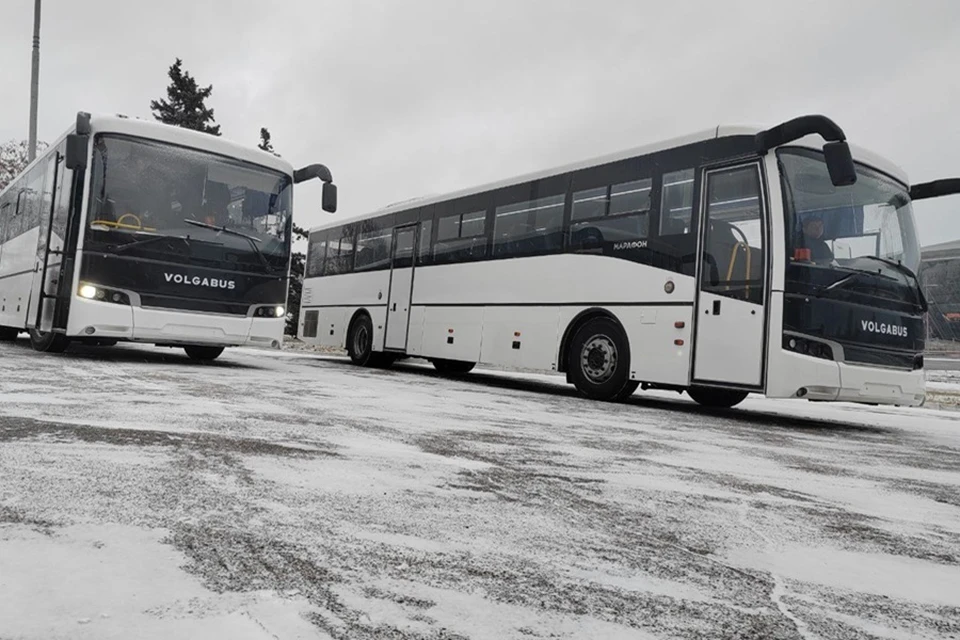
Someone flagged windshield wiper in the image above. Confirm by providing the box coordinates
[109,232,192,254]
[183,219,275,272]
[854,255,928,311]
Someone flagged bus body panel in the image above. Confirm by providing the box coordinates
[0,229,40,328]
[479,306,560,371]
[613,306,694,386]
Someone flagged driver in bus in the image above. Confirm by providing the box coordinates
[106,152,172,230]
[800,214,834,263]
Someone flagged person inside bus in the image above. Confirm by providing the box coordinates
[799,214,834,262]
[104,150,172,230]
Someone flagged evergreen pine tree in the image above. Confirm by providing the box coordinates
[285,223,310,337]
[258,128,277,155]
[150,58,222,136]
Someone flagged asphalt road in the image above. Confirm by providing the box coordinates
[1,339,959,640]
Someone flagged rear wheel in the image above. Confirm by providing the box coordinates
[567,316,634,402]
[687,386,748,409]
[347,314,375,366]
[0,326,19,342]
[29,329,70,353]
[432,359,475,375]
[184,345,225,361]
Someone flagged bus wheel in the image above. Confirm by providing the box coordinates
[184,345,225,361]
[568,317,632,401]
[432,359,475,375]
[28,329,70,353]
[614,380,640,401]
[0,326,19,342]
[347,314,375,366]
[687,386,748,409]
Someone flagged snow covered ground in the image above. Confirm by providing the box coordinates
[1,339,959,640]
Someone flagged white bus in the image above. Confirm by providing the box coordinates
[0,112,336,360]
[298,114,957,408]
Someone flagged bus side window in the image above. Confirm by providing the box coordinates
[323,228,343,275]
[417,219,432,265]
[660,169,695,235]
[306,231,327,278]
[493,194,565,259]
[569,178,651,257]
[0,201,10,244]
[434,210,487,264]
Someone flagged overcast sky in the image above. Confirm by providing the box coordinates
[1,0,958,247]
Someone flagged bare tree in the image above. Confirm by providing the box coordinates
[0,139,48,191]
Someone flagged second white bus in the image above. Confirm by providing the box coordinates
[298,114,956,408]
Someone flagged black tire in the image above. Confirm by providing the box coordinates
[0,326,19,342]
[614,380,640,401]
[28,329,70,353]
[347,314,375,366]
[687,386,748,409]
[432,359,476,375]
[184,345,225,361]
[567,316,634,401]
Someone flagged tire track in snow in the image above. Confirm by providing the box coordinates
[738,498,816,640]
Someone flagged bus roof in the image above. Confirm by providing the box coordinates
[88,113,294,176]
[309,123,908,233]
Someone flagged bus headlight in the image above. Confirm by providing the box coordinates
[253,305,285,318]
[77,283,130,305]
[783,334,834,361]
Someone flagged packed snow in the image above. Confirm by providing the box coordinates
[1,339,959,639]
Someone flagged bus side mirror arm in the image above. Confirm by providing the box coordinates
[294,164,337,213]
[909,178,960,202]
[754,114,856,187]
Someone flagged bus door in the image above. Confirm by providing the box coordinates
[692,163,768,388]
[32,151,72,333]
[27,151,63,330]
[384,223,418,351]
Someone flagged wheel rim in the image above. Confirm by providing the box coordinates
[354,324,370,356]
[580,334,618,384]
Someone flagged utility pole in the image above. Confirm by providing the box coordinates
[28,0,41,162]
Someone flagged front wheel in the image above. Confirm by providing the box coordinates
[0,326,19,342]
[347,314,375,366]
[432,359,475,375]
[567,316,634,402]
[184,345,225,361]
[687,386,748,409]
[29,329,70,353]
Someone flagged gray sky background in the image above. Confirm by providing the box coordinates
[1,0,958,248]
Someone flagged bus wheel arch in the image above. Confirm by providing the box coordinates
[346,310,375,366]
[558,308,625,377]
[28,329,70,354]
[561,310,636,402]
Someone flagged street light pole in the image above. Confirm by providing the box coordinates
[28,0,41,162]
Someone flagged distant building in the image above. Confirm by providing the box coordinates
[920,240,960,341]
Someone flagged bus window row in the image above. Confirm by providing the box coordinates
[0,159,54,245]
[305,161,702,280]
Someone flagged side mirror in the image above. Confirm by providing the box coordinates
[65,134,88,170]
[823,141,856,187]
[322,182,337,213]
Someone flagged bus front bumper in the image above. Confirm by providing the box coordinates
[66,298,284,349]
[769,350,925,407]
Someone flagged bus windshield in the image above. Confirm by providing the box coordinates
[778,148,921,278]
[86,134,292,273]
